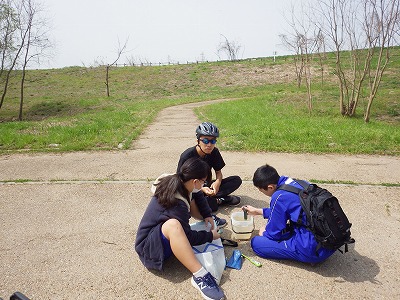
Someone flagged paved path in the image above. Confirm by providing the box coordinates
[1,100,399,299]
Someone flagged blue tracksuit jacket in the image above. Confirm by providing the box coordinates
[251,176,335,264]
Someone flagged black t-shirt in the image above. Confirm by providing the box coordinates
[177,146,225,185]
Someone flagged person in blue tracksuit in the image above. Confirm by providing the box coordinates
[242,164,335,264]
[135,157,225,300]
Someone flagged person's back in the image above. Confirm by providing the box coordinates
[243,164,335,264]
[135,158,225,300]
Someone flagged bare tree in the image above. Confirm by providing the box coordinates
[314,28,327,87]
[315,0,400,121]
[280,2,317,113]
[363,0,400,122]
[279,33,305,88]
[19,0,51,120]
[105,38,128,97]
[126,55,136,66]
[0,0,17,79]
[281,0,399,121]
[217,34,241,61]
[0,0,51,116]
[0,0,22,109]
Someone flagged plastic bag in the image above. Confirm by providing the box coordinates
[226,249,243,270]
[190,221,226,284]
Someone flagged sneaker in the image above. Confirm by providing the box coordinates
[216,195,241,207]
[212,215,227,229]
[191,272,225,300]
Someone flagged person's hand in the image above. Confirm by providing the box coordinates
[242,205,263,216]
[204,216,215,230]
[210,181,221,195]
[202,186,215,196]
[211,228,221,240]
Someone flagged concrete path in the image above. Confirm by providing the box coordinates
[1,100,399,300]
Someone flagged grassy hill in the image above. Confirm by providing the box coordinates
[0,50,399,155]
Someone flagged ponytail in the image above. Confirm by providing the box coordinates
[155,174,186,208]
[155,158,209,208]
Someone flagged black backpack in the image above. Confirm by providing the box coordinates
[278,180,355,254]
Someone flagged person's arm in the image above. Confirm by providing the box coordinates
[242,205,270,237]
[190,192,214,229]
[171,200,216,245]
[177,155,185,173]
[262,207,271,219]
[208,148,225,196]
[263,195,289,240]
[242,205,263,216]
[210,169,223,195]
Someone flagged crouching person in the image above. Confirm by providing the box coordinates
[243,164,335,264]
[135,157,225,300]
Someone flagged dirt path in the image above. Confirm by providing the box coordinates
[1,99,399,299]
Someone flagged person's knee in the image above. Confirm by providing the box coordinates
[162,219,183,239]
[250,236,263,251]
[232,176,242,188]
[250,236,267,257]
[250,236,283,259]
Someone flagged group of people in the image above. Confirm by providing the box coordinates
[135,122,335,300]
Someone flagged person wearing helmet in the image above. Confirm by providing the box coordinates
[177,122,242,224]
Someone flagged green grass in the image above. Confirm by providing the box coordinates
[197,92,400,155]
[308,179,400,187]
[0,50,399,155]
[0,97,184,151]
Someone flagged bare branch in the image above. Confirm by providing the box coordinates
[217,34,241,61]
[105,37,129,97]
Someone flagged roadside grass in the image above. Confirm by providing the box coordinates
[0,97,188,151]
[0,49,399,155]
[197,88,400,155]
[308,179,400,187]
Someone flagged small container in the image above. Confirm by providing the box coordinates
[231,211,254,240]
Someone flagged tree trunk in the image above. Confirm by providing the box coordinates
[19,66,27,121]
[106,65,110,97]
[0,69,12,109]
[364,97,373,123]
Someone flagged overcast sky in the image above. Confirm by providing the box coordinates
[40,0,294,69]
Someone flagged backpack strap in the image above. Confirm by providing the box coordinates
[277,182,306,227]
[293,179,310,190]
[277,179,310,194]
[277,184,302,194]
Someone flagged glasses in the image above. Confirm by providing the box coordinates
[200,138,217,145]
[196,179,207,186]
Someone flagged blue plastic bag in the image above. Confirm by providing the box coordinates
[226,249,243,270]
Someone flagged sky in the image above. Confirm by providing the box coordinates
[39,0,294,69]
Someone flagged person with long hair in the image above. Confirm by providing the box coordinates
[135,157,225,300]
